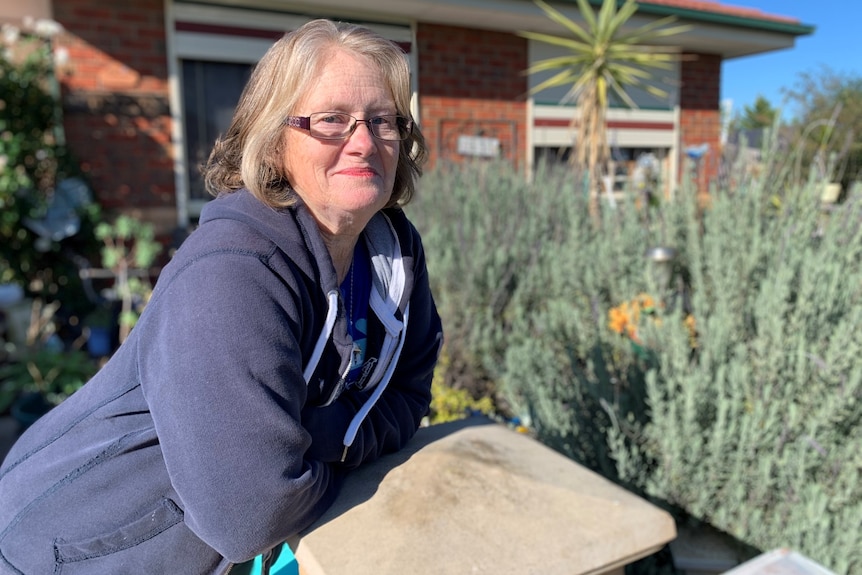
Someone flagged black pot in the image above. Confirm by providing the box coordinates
[11,392,52,432]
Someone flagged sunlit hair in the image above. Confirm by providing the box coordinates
[203,19,427,208]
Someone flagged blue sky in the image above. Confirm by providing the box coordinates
[720,1,862,120]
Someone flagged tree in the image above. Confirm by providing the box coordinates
[736,95,779,131]
[520,0,690,217]
[784,66,862,191]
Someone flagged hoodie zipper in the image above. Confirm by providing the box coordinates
[320,367,350,408]
[318,289,355,407]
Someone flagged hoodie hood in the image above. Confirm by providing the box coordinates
[199,190,338,296]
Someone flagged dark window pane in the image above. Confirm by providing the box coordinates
[182,60,252,200]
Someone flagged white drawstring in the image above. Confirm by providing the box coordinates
[302,290,340,383]
[340,304,409,461]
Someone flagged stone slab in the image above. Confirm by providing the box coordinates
[292,417,676,575]
[725,548,837,575]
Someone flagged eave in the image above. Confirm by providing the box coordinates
[176,0,815,59]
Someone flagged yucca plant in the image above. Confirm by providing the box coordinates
[520,0,690,217]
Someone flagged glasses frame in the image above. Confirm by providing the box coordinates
[285,112,414,141]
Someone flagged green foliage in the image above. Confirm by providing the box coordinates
[784,65,862,192]
[413,160,655,471]
[0,297,97,413]
[519,0,689,208]
[0,28,99,315]
[612,176,862,574]
[429,350,495,424]
[411,157,861,572]
[0,36,57,198]
[735,95,779,132]
[0,347,97,411]
[94,215,162,342]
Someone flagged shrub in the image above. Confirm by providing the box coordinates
[428,349,495,424]
[410,158,861,572]
[412,160,658,473]
[0,347,97,412]
[610,175,862,574]
[0,23,100,321]
[94,215,162,343]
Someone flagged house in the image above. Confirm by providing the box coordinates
[2,0,813,234]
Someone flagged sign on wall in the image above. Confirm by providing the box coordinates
[456,135,501,157]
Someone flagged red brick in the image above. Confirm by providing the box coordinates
[55,0,174,212]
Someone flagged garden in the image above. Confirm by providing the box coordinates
[410,154,861,573]
[0,24,160,428]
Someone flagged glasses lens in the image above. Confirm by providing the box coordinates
[371,116,412,141]
[309,113,353,138]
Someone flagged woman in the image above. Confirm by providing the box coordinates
[0,19,442,574]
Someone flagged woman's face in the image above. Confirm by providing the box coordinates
[283,49,401,238]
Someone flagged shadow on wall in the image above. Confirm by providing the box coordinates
[53,0,178,232]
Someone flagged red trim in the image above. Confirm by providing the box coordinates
[535,118,674,130]
[175,21,284,40]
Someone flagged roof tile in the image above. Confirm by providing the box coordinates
[640,0,799,24]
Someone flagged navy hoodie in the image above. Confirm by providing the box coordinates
[0,189,442,574]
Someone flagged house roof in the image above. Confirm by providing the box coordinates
[175,0,814,59]
[639,0,798,23]
[605,0,816,56]
[623,0,813,35]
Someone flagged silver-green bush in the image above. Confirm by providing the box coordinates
[410,158,861,573]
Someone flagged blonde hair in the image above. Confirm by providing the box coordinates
[203,19,427,208]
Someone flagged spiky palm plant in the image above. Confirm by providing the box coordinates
[521,0,690,216]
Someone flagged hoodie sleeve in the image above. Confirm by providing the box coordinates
[136,249,341,563]
[302,216,443,469]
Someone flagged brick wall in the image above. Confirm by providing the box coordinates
[53,0,175,225]
[416,23,527,168]
[678,52,722,195]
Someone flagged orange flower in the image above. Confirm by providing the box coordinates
[684,314,697,348]
[635,293,656,311]
[610,294,698,349]
[608,306,629,335]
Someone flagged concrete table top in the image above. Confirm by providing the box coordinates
[291,417,676,575]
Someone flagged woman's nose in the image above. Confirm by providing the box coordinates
[344,121,377,153]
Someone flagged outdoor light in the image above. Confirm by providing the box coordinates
[645,246,676,297]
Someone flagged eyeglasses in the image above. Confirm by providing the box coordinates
[285,112,413,141]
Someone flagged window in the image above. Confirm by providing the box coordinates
[533,146,669,194]
[181,60,252,202]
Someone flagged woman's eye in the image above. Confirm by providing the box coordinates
[320,114,349,124]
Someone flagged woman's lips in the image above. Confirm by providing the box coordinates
[338,167,379,177]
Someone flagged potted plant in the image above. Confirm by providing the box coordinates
[82,303,116,357]
[94,215,161,344]
[0,347,98,430]
[0,297,98,429]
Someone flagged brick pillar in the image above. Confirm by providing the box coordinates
[53,0,175,226]
[678,52,721,198]
[416,24,527,169]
